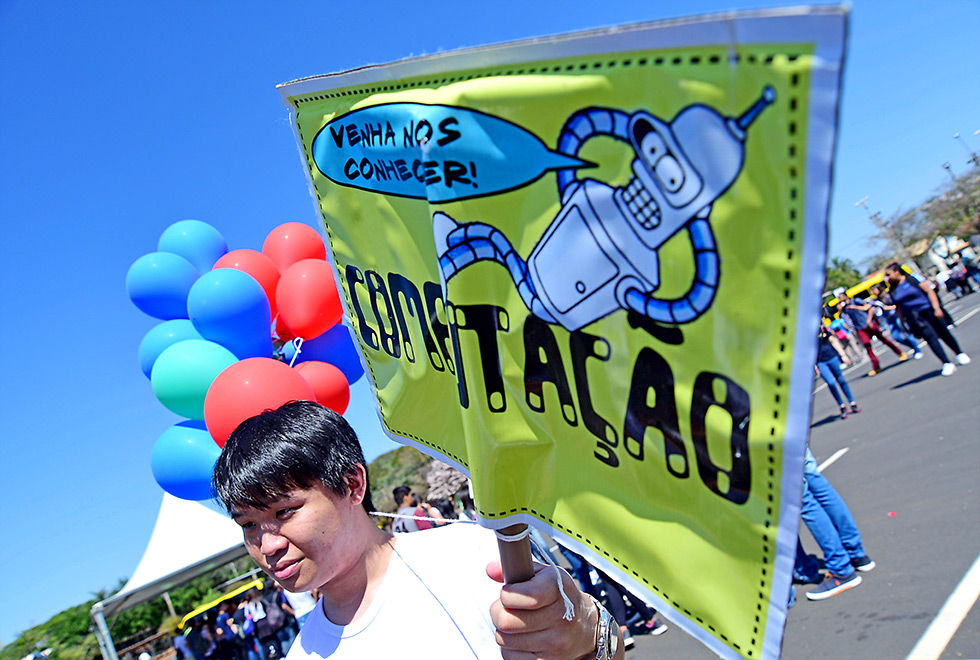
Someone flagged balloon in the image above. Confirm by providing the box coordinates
[187,268,273,360]
[204,357,316,447]
[138,319,203,379]
[276,259,343,340]
[214,249,281,319]
[274,315,295,342]
[151,339,238,419]
[261,222,326,271]
[126,252,200,320]
[286,325,364,384]
[295,361,350,414]
[158,219,229,273]
[151,420,222,500]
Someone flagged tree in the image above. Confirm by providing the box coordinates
[824,256,862,292]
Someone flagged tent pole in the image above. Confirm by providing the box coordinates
[91,601,120,660]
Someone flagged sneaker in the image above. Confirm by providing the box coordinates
[898,352,908,362]
[913,351,923,360]
[941,363,957,376]
[793,568,822,584]
[622,629,635,650]
[851,556,876,572]
[867,369,880,377]
[956,353,971,365]
[850,404,862,414]
[840,407,850,420]
[645,617,669,636]
[805,572,862,600]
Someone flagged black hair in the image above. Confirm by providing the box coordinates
[212,400,374,514]
[392,485,412,503]
[884,261,902,273]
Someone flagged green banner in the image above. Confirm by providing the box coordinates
[280,7,846,659]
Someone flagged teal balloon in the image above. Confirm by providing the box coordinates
[187,268,273,359]
[158,220,229,273]
[151,339,237,419]
[126,252,200,320]
[151,420,222,500]
[138,319,203,379]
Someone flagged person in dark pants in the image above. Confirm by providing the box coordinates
[883,263,971,377]
[837,293,907,376]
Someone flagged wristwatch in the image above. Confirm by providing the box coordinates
[591,596,619,660]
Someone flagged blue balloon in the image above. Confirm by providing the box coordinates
[187,268,273,359]
[151,420,222,500]
[138,319,203,379]
[158,220,228,273]
[126,252,200,320]
[287,324,364,384]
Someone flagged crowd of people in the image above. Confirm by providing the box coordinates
[169,582,318,660]
[799,260,973,601]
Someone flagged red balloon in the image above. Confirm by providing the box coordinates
[276,259,343,340]
[262,222,327,272]
[274,315,295,342]
[213,249,281,319]
[204,357,316,447]
[295,361,350,414]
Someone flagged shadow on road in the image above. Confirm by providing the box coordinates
[891,371,941,389]
[810,414,843,428]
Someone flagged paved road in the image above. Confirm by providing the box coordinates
[623,292,980,660]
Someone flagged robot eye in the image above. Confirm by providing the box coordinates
[655,156,685,193]
[640,131,667,161]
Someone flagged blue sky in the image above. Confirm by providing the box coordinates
[1,0,978,645]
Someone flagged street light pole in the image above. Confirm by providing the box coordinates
[953,132,980,168]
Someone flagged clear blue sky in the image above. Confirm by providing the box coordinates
[1,0,977,645]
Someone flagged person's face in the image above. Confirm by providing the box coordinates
[883,268,900,285]
[231,483,362,594]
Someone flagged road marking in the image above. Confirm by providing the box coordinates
[905,552,980,660]
[816,447,848,472]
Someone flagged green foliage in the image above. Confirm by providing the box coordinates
[824,256,863,292]
[367,445,433,513]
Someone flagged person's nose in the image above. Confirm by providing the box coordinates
[258,527,288,557]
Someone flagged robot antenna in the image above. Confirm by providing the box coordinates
[736,86,776,131]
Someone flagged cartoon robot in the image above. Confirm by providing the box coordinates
[433,87,775,333]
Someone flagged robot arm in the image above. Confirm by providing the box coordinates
[621,207,719,325]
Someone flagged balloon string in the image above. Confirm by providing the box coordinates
[288,337,304,368]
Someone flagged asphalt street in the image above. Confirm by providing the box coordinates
[622,292,980,660]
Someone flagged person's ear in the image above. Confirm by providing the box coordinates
[345,464,368,506]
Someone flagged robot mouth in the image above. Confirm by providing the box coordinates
[622,177,661,229]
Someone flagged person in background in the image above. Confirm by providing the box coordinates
[814,322,862,419]
[883,262,970,376]
[837,293,907,376]
[868,284,921,359]
[801,447,875,600]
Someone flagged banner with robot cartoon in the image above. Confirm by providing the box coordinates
[280,8,846,659]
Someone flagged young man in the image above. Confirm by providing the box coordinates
[212,400,622,659]
[882,263,970,376]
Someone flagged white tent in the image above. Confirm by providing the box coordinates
[91,494,249,660]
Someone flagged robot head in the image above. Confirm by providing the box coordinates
[629,112,704,216]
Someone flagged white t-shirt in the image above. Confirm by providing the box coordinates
[286,523,501,659]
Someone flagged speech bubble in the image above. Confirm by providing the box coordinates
[312,103,590,203]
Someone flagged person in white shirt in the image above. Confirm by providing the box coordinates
[212,400,623,660]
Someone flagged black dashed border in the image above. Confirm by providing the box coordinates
[293,50,806,657]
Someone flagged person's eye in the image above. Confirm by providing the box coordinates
[276,507,297,520]
[239,520,255,531]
